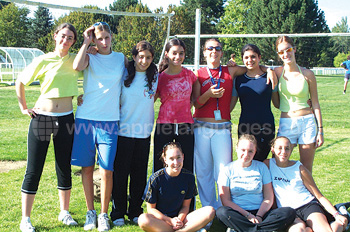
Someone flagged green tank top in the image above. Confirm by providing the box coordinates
[278,66,310,112]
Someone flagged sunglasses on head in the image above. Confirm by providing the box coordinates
[93,22,110,28]
[206,46,222,51]
[277,47,294,55]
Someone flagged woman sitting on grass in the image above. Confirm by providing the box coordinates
[265,136,348,232]
[138,142,215,232]
[216,134,295,232]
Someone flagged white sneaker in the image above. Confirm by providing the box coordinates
[196,228,207,232]
[58,210,78,226]
[84,210,97,231]
[132,217,138,224]
[98,213,110,231]
[112,218,125,227]
[20,217,35,232]
[226,228,237,232]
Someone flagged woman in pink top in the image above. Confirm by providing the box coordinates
[153,38,197,174]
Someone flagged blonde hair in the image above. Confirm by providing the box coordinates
[237,134,257,148]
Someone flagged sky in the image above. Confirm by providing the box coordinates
[23,0,348,30]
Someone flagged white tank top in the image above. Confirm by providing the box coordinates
[269,158,314,208]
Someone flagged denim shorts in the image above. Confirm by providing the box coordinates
[277,114,317,144]
[71,118,118,171]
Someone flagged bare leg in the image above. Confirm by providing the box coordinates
[178,206,215,232]
[344,81,348,92]
[299,143,316,173]
[288,218,313,232]
[138,213,173,232]
[330,220,345,232]
[59,189,71,211]
[307,212,332,232]
[99,167,113,214]
[82,166,95,211]
[22,192,35,218]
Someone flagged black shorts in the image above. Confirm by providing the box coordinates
[295,200,333,223]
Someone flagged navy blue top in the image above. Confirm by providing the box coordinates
[142,168,198,217]
[233,73,275,126]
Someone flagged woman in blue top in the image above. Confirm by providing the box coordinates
[216,134,295,232]
[341,55,350,94]
[231,44,279,161]
[138,142,215,232]
[110,41,158,227]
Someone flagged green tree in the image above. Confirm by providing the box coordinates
[109,0,138,33]
[0,1,10,10]
[29,6,53,51]
[331,17,350,54]
[181,0,226,34]
[0,3,31,47]
[334,52,350,67]
[217,0,255,64]
[114,3,166,62]
[246,0,330,68]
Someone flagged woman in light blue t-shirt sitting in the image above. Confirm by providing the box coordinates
[216,134,295,232]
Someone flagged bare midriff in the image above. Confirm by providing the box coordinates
[280,107,313,118]
[35,96,73,113]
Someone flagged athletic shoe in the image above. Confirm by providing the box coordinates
[84,210,97,231]
[98,213,110,231]
[196,228,207,232]
[226,228,237,232]
[112,218,125,227]
[20,217,35,232]
[132,217,138,224]
[335,202,350,230]
[343,90,346,94]
[58,210,78,226]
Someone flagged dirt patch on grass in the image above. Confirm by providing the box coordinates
[0,161,26,173]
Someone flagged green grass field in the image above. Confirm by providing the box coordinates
[0,75,349,231]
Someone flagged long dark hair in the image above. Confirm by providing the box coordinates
[124,41,158,90]
[158,38,186,73]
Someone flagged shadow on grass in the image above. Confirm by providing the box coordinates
[317,138,349,152]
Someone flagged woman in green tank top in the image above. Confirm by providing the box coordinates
[273,36,323,174]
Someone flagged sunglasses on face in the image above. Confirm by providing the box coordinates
[277,47,294,55]
[93,22,110,28]
[206,46,222,51]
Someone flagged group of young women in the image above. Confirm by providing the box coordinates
[15,20,347,232]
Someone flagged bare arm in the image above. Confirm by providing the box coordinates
[146,203,173,227]
[73,26,94,71]
[271,91,280,109]
[230,96,238,112]
[304,69,323,148]
[219,185,259,223]
[256,183,274,223]
[15,80,36,118]
[300,165,348,227]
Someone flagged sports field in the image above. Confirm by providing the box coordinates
[0,75,349,231]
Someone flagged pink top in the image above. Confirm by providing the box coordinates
[156,68,197,124]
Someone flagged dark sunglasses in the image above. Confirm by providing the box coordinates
[206,46,222,51]
[93,22,110,28]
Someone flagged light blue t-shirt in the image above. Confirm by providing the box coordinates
[342,60,350,74]
[217,160,271,210]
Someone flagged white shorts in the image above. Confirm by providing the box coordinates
[277,114,317,145]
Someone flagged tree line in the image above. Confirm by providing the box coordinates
[0,0,349,67]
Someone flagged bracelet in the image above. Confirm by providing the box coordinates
[196,97,204,106]
[318,126,323,128]
[256,215,263,219]
[245,212,251,218]
[333,211,340,218]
